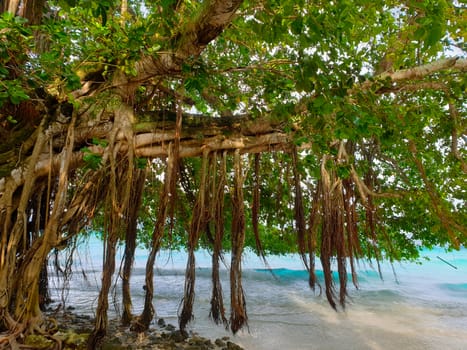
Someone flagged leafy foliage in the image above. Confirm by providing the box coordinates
[0,13,31,107]
[21,0,462,261]
[0,0,466,342]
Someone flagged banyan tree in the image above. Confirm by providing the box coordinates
[0,0,466,348]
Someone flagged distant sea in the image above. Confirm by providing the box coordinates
[50,239,467,350]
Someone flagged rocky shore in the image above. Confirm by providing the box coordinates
[36,311,244,350]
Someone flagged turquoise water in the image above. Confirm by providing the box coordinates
[50,242,467,349]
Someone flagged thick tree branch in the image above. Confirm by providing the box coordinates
[6,0,20,15]
[177,0,243,57]
[385,58,466,81]
[0,114,290,195]
[117,0,244,91]
[352,58,467,94]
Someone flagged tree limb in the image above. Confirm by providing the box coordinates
[352,57,466,94]
[117,0,244,91]
[382,57,465,81]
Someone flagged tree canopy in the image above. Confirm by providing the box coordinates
[0,0,465,348]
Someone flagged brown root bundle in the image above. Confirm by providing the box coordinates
[229,150,247,334]
[315,142,369,309]
[307,182,321,292]
[134,143,177,332]
[179,151,209,331]
[292,147,309,271]
[319,154,339,309]
[122,168,147,326]
[252,153,270,266]
[210,151,228,326]
[89,166,127,348]
[89,103,138,348]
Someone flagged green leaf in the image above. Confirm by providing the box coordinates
[290,18,303,35]
[336,164,351,179]
[425,22,444,48]
[82,149,103,170]
[6,115,17,124]
[136,157,147,169]
[9,89,29,105]
[92,137,109,147]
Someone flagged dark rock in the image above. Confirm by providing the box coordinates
[158,318,166,327]
[226,341,244,350]
[161,332,171,340]
[74,314,92,323]
[166,323,176,331]
[170,330,187,342]
[188,335,203,345]
[215,338,226,347]
[101,340,128,350]
[189,336,213,348]
[147,333,162,343]
[76,327,93,334]
[45,311,245,350]
[185,346,202,350]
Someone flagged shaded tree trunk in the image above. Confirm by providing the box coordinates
[87,102,137,347]
[11,113,76,332]
[39,259,51,311]
[19,0,46,25]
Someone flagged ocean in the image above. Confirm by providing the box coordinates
[50,239,467,350]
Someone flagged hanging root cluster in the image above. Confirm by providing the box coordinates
[301,142,376,309]
[178,148,248,334]
[0,108,384,349]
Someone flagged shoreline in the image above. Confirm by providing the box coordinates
[38,310,244,350]
[43,247,467,350]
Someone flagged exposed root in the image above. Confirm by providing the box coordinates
[0,313,63,350]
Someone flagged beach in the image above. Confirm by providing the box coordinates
[50,241,467,349]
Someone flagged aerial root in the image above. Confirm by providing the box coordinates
[43,317,59,335]
[0,334,21,350]
[0,325,25,350]
[0,315,63,350]
[32,318,63,349]
[0,311,26,349]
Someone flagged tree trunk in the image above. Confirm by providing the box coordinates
[39,259,51,311]
[88,102,136,347]
[1,112,75,336]
[19,0,46,25]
